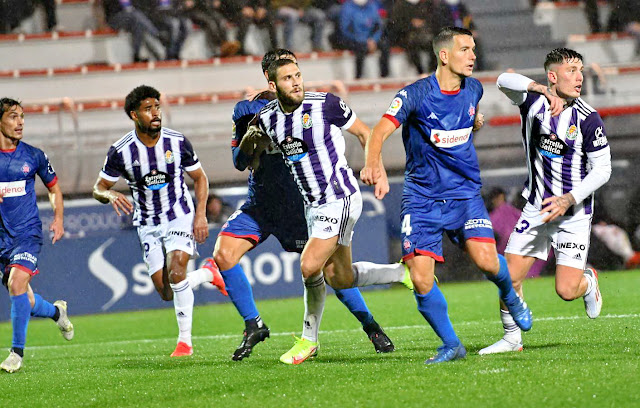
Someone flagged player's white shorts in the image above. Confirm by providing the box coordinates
[305,193,362,246]
[137,213,197,276]
[506,202,592,270]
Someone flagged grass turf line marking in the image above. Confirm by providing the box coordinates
[25,313,639,351]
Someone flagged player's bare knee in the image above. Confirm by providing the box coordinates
[300,259,322,280]
[412,275,434,295]
[213,248,238,271]
[555,284,579,301]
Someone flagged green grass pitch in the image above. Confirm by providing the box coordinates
[1,270,638,407]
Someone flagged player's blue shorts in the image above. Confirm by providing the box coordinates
[219,205,308,253]
[400,195,495,262]
[0,230,42,287]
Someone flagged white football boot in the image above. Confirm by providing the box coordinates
[54,300,74,340]
[478,338,523,355]
[583,268,602,319]
[0,351,23,373]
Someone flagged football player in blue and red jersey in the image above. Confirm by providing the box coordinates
[361,27,532,364]
[0,98,74,373]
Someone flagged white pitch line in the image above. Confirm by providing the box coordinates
[26,313,639,351]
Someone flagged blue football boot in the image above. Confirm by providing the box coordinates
[503,293,532,331]
[424,343,467,365]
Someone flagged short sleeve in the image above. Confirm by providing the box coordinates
[99,146,123,182]
[36,149,57,188]
[381,81,421,128]
[582,112,609,153]
[323,93,356,129]
[181,136,201,172]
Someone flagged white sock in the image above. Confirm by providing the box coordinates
[501,309,522,344]
[186,267,213,289]
[351,262,405,287]
[170,280,194,346]
[301,273,326,343]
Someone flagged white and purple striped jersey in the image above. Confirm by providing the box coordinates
[99,128,201,226]
[517,93,611,215]
[257,92,359,206]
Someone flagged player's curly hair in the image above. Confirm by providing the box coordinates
[544,48,583,72]
[261,48,297,73]
[0,98,22,119]
[124,85,161,118]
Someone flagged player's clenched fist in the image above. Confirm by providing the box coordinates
[360,165,381,186]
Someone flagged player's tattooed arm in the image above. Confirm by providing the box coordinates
[187,167,209,244]
[540,193,577,223]
[527,81,565,117]
[47,182,65,244]
[93,177,134,216]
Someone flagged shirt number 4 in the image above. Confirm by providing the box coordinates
[401,214,412,236]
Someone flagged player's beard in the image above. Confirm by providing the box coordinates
[276,84,304,111]
[140,120,161,137]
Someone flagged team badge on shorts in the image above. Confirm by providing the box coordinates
[403,238,412,251]
[302,113,312,129]
[165,150,175,164]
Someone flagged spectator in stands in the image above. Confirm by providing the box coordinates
[241,0,279,52]
[206,193,234,226]
[338,0,389,79]
[96,0,167,62]
[0,1,32,34]
[272,0,327,52]
[34,0,58,31]
[486,187,549,278]
[133,0,189,60]
[442,0,486,71]
[177,0,240,57]
[607,0,640,55]
[388,0,435,75]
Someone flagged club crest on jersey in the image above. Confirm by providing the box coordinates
[165,150,175,164]
[143,169,170,190]
[537,133,569,158]
[468,104,475,117]
[280,136,309,162]
[386,97,403,116]
[566,125,578,140]
[21,162,30,175]
[302,113,313,129]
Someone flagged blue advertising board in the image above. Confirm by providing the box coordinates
[0,189,389,320]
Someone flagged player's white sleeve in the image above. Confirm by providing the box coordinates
[569,146,612,204]
[496,73,534,105]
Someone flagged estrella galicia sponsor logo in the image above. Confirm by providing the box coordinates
[558,242,586,251]
[313,215,339,224]
[592,126,608,147]
[169,230,194,240]
[537,133,568,158]
[142,169,170,190]
[280,136,308,162]
[464,218,493,230]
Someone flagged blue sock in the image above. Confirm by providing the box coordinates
[335,288,374,326]
[30,294,57,319]
[10,293,31,350]
[485,255,518,305]
[220,264,259,322]
[415,285,460,348]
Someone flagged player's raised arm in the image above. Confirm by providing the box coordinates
[46,182,64,244]
[497,72,564,116]
[186,167,209,244]
[93,177,133,216]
